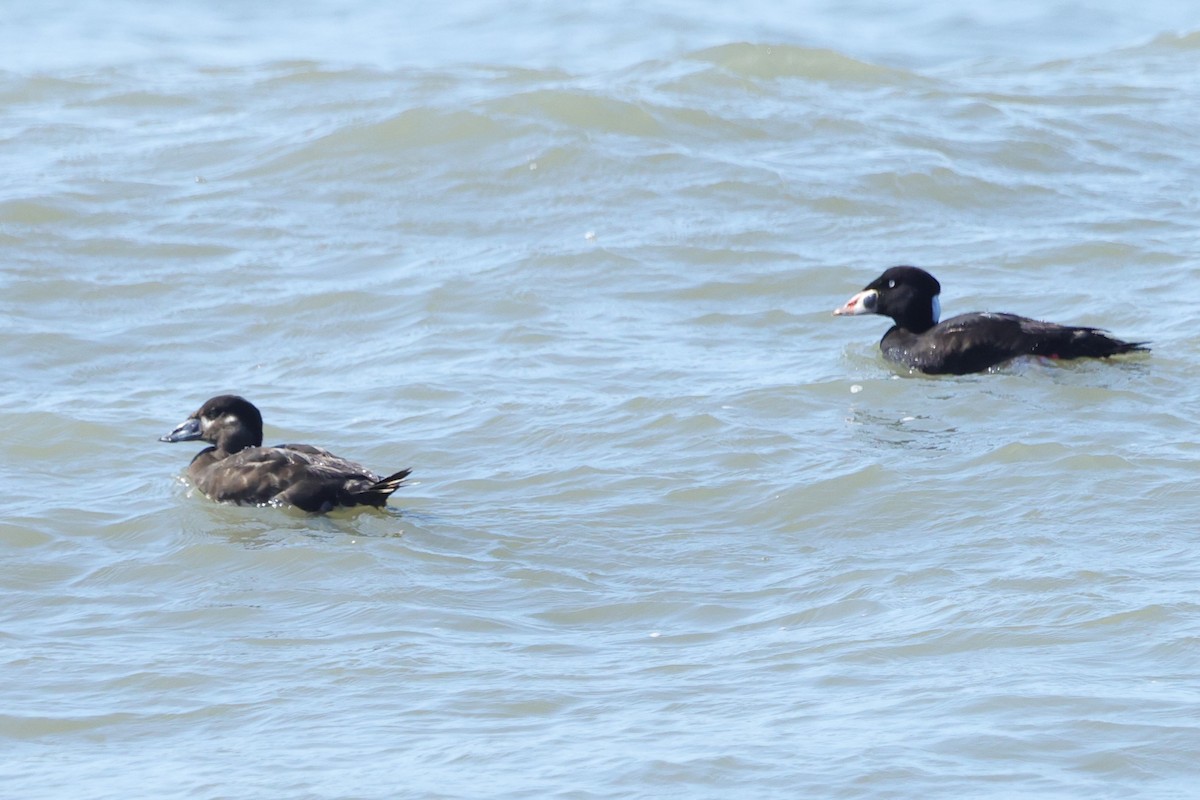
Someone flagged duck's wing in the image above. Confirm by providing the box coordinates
[274,445,410,511]
[189,445,322,506]
[894,313,1147,375]
[192,444,408,512]
[276,443,379,481]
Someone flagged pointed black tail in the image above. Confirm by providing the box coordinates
[1032,327,1149,361]
[353,468,413,507]
[1068,329,1149,359]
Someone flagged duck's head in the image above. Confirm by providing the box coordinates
[160,394,264,454]
[834,265,942,333]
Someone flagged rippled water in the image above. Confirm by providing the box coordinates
[3,2,1200,798]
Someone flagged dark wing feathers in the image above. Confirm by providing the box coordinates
[189,444,408,511]
[968,313,1148,360]
[889,312,1146,375]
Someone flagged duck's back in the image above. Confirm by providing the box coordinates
[189,444,396,512]
[882,312,1148,375]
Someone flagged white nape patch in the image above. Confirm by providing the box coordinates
[931,295,941,324]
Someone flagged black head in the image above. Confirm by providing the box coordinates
[160,394,265,454]
[833,265,942,333]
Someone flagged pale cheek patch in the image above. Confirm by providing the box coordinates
[200,413,239,432]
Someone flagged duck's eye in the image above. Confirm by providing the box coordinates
[887,279,896,289]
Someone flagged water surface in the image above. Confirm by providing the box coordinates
[2,3,1200,798]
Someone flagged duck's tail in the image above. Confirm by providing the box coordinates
[1026,324,1149,361]
[1059,328,1150,360]
[353,468,413,507]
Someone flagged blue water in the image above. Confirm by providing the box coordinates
[3,2,1200,798]
[8,0,1200,70]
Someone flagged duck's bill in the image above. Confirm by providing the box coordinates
[160,417,202,443]
[833,288,878,316]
